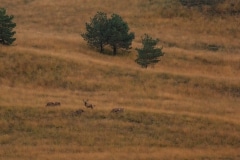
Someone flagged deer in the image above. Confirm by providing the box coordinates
[83,99,95,109]
[75,109,84,115]
[46,102,55,107]
[46,102,61,107]
[54,102,61,106]
[110,108,124,113]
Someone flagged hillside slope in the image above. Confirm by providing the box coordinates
[0,0,240,159]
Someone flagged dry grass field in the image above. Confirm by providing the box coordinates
[0,0,240,159]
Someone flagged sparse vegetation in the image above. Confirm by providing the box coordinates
[0,0,240,160]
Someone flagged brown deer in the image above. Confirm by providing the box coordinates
[46,102,61,107]
[111,108,124,113]
[83,99,95,109]
[75,109,84,115]
[46,102,55,107]
[54,102,61,106]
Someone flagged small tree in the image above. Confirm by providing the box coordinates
[81,12,108,53]
[135,34,164,68]
[0,8,16,45]
[107,14,135,55]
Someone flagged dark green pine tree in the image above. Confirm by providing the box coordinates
[0,8,16,45]
[135,34,164,68]
[81,12,108,53]
[107,14,134,55]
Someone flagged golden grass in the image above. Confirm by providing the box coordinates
[0,105,240,160]
[1,0,240,159]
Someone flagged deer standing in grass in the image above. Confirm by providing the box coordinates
[83,99,95,109]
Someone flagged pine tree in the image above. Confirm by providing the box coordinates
[135,34,164,68]
[107,14,135,55]
[0,8,16,45]
[81,12,108,53]
[82,12,134,55]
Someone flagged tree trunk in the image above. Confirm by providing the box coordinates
[100,43,103,53]
[113,45,117,55]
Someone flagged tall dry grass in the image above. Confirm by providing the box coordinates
[0,104,239,160]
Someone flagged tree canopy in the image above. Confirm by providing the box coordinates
[135,34,164,68]
[107,14,135,55]
[0,8,16,45]
[81,12,108,53]
[82,12,134,55]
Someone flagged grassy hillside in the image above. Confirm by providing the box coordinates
[1,0,240,159]
[1,105,239,160]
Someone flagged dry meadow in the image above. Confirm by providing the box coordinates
[0,0,240,159]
